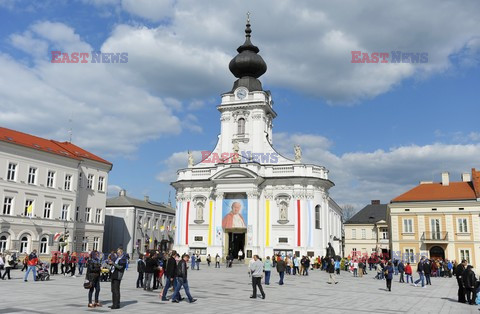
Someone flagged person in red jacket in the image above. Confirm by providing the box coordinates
[24,250,39,282]
[405,262,413,283]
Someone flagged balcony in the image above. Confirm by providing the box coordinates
[421,232,448,243]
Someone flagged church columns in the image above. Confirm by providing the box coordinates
[214,192,224,250]
[247,189,261,256]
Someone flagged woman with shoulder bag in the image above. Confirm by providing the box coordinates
[2,251,13,280]
[86,250,102,308]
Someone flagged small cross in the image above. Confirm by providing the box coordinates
[247,11,250,23]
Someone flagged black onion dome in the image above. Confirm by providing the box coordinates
[229,18,267,82]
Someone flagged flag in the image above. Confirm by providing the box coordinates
[160,226,165,232]
[149,237,152,243]
[173,225,176,230]
[26,204,33,215]
[53,233,62,241]
[144,222,147,229]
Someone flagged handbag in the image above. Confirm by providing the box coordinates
[84,279,93,289]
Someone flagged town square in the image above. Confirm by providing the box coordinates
[1,0,480,313]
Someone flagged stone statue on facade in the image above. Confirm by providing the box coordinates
[294,145,302,163]
[232,141,240,163]
[188,150,194,167]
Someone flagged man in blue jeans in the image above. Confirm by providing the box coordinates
[24,250,38,282]
[414,257,426,287]
[276,256,286,285]
[161,251,182,301]
[171,254,196,303]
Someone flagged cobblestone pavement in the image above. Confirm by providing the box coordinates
[0,264,477,313]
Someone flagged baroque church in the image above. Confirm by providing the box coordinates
[172,17,343,261]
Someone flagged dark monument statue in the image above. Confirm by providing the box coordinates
[326,242,336,259]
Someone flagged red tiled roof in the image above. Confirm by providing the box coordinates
[392,181,476,202]
[0,127,112,166]
[472,168,480,198]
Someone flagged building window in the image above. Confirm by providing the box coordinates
[20,236,29,253]
[64,174,72,191]
[76,206,79,221]
[87,174,94,189]
[237,118,245,134]
[28,167,37,184]
[361,229,366,239]
[7,162,17,181]
[315,205,321,229]
[93,237,99,251]
[352,248,358,257]
[61,204,69,220]
[85,207,91,222]
[0,235,7,252]
[43,202,52,219]
[24,199,34,217]
[460,249,471,264]
[278,237,288,243]
[458,218,468,233]
[381,228,388,240]
[403,219,413,233]
[95,208,102,224]
[46,170,55,188]
[3,197,13,215]
[352,229,356,239]
[98,176,105,192]
[405,249,415,263]
[81,237,88,252]
[40,236,48,254]
[194,236,203,241]
[78,172,83,188]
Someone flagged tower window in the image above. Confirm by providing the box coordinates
[237,118,245,135]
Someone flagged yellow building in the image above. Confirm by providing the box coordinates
[344,200,389,258]
[388,169,480,269]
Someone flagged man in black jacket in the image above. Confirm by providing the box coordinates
[161,251,179,301]
[424,260,432,285]
[456,260,468,303]
[463,265,477,305]
[171,254,196,303]
[136,254,145,288]
[144,251,156,291]
[398,260,405,283]
[109,248,127,310]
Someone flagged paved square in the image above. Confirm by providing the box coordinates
[0,263,477,313]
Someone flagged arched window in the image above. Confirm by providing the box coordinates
[315,205,321,229]
[0,235,7,252]
[40,236,48,254]
[20,236,29,253]
[237,118,245,135]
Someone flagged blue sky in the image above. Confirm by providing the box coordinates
[1,0,479,211]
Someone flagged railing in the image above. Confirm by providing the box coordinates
[272,166,294,173]
[421,231,448,241]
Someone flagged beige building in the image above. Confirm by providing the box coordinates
[0,127,112,258]
[388,169,480,269]
[344,201,389,258]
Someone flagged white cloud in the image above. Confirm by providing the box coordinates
[121,0,174,22]
[2,21,184,157]
[156,150,204,183]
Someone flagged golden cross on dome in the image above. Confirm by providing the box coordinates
[247,11,250,24]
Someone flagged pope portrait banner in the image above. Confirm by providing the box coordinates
[222,199,248,229]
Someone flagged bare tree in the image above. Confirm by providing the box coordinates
[341,204,356,223]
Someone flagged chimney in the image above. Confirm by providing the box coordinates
[371,200,380,205]
[144,195,149,202]
[119,189,126,196]
[461,173,471,182]
[441,172,449,186]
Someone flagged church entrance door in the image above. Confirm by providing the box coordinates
[227,232,245,259]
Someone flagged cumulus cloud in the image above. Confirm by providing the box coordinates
[2,21,183,157]
[83,0,480,104]
[156,150,204,183]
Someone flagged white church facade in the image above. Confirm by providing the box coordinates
[172,18,343,261]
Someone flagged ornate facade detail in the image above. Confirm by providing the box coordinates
[193,196,207,224]
[214,192,224,200]
[275,194,291,224]
[220,113,231,122]
[232,109,250,120]
[252,113,263,120]
[247,189,260,198]
[264,190,274,200]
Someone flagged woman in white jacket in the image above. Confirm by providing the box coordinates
[2,251,13,280]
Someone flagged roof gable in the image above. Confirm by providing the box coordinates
[345,204,387,224]
[391,182,476,202]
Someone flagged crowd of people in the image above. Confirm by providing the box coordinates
[2,248,479,309]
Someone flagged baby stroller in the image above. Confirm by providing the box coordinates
[36,263,51,281]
